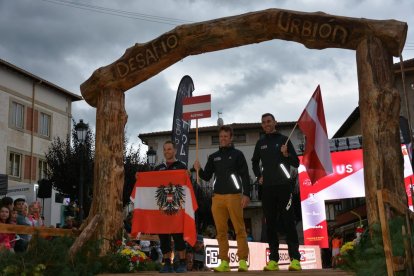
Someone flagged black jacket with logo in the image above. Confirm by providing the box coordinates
[154,160,187,171]
[198,145,251,197]
[252,132,299,186]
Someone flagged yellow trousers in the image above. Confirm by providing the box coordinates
[211,193,249,261]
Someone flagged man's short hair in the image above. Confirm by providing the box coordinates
[261,113,275,120]
[164,140,176,149]
[1,196,13,206]
[13,198,25,206]
[219,125,233,137]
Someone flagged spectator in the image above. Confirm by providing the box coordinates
[0,205,14,252]
[15,202,31,252]
[13,198,26,213]
[139,239,151,257]
[192,235,205,271]
[204,225,216,239]
[28,202,43,227]
[331,233,343,267]
[246,228,254,242]
[62,216,75,229]
[123,213,132,234]
[1,197,13,211]
[9,209,18,224]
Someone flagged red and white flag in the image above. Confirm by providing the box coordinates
[182,94,211,121]
[297,85,333,184]
[130,170,198,246]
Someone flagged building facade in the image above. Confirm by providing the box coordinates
[0,59,82,225]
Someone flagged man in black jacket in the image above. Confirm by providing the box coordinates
[194,125,250,272]
[154,140,188,273]
[252,113,302,271]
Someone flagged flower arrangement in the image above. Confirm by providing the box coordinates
[340,241,355,255]
[114,239,148,272]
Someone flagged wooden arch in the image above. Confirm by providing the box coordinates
[79,8,407,255]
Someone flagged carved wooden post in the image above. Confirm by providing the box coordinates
[88,88,127,254]
[356,36,405,226]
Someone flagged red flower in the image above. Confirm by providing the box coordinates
[115,240,122,246]
[131,256,139,263]
[126,241,135,246]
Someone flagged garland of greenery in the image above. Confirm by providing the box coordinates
[337,216,413,276]
[0,235,160,275]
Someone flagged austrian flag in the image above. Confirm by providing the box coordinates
[130,170,198,246]
[182,94,211,121]
[297,85,333,184]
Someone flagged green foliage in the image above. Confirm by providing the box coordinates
[0,235,160,275]
[122,142,149,207]
[338,217,414,276]
[0,235,102,276]
[45,119,95,215]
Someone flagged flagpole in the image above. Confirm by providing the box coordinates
[196,118,199,184]
[284,122,299,146]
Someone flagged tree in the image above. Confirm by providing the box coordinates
[45,119,94,217]
[122,142,149,207]
[45,122,148,216]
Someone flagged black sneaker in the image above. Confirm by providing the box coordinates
[160,263,174,273]
[175,263,187,273]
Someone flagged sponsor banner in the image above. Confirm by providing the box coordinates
[299,145,413,248]
[172,75,194,166]
[203,238,321,270]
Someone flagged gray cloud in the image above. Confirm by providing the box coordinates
[1,0,413,144]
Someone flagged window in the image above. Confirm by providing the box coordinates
[38,160,48,180]
[233,133,246,143]
[9,152,22,177]
[39,112,51,137]
[325,201,342,221]
[11,102,24,129]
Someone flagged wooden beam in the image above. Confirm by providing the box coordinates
[0,224,76,237]
[80,8,407,107]
[381,189,414,219]
[69,214,102,259]
[84,88,127,255]
[377,190,395,276]
[356,36,405,226]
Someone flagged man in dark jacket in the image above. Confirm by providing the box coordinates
[252,113,302,271]
[194,125,250,272]
[154,140,188,273]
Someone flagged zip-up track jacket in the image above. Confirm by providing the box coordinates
[198,145,251,197]
[252,132,299,186]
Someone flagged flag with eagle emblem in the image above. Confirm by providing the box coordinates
[130,169,198,246]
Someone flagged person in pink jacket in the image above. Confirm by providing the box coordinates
[0,205,14,251]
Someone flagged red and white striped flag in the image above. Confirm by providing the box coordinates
[298,85,333,184]
[182,94,211,121]
[130,170,198,246]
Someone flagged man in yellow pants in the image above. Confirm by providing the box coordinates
[194,125,251,272]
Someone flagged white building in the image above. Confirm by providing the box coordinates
[0,58,82,226]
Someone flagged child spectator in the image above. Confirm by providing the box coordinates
[0,205,14,252]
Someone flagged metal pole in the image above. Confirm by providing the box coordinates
[78,144,84,222]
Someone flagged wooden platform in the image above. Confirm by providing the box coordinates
[100,269,354,275]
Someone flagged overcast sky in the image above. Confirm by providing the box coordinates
[1,0,413,147]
